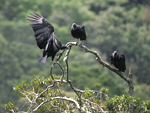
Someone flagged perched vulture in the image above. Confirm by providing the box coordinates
[110,51,126,72]
[28,12,67,63]
[71,23,86,42]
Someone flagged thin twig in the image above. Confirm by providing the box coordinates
[33,99,48,111]
[19,102,29,111]
[51,96,80,110]
[57,62,65,82]
[50,49,66,80]
[64,46,72,81]
[82,98,105,112]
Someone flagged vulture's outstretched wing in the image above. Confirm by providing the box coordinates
[28,12,67,63]
[28,12,54,49]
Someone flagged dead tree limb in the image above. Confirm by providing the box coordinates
[128,68,134,113]
[66,42,134,96]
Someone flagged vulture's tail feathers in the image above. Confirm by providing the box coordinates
[38,55,47,63]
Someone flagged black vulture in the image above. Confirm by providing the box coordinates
[28,12,67,63]
[71,23,86,43]
[110,51,126,72]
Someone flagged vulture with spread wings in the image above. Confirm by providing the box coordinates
[110,51,126,72]
[28,12,67,63]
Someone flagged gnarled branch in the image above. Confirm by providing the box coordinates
[66,42,134,96]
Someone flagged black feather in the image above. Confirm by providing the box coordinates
[28,12,66,63]
[110,51,126,72]
[71,23,86,41]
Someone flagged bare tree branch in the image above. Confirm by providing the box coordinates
[128,68,134,113]
[33,99,48,111]
[50,48,66,80]
[52,96,80,110]
[64,42,134,112]
[66,42,134,94]
[63,45,83,112]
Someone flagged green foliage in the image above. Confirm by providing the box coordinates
[8,75,75,112]
[106,95,150,112]
[5,76,150,112]
[5,76,107,112]
[101,87,109,94]
[5,102,19,113]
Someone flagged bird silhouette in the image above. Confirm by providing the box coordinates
[71,23,86,44]
[28,12,67,63]
[110,51,126,72]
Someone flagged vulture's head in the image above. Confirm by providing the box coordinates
[71,23,77,30]
[112,51,117,58]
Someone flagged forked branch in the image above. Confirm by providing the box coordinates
[66,42,134,96]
